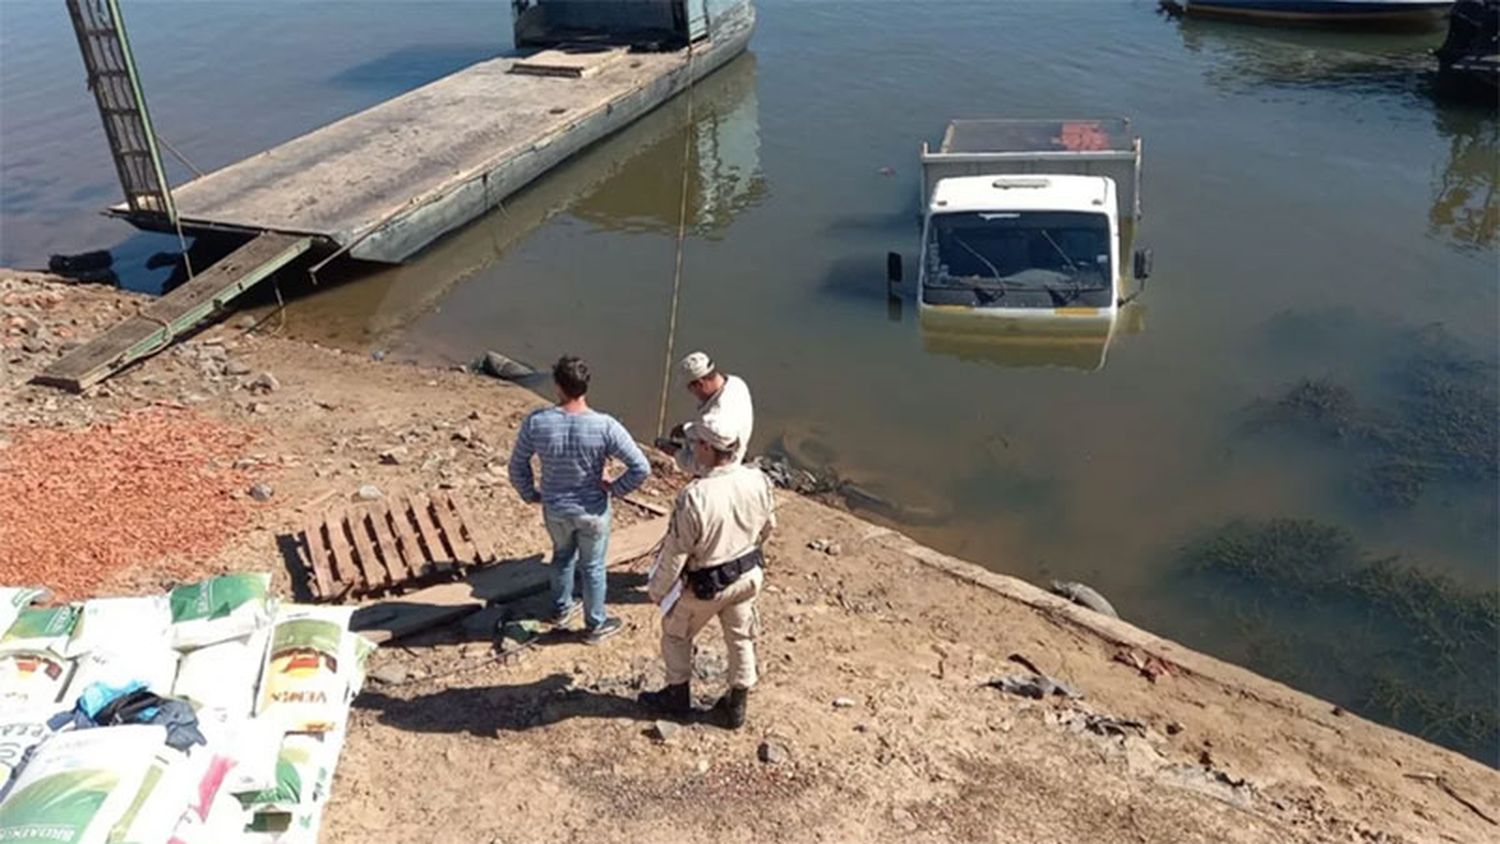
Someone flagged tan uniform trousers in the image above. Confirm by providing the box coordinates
[662,565,763,689]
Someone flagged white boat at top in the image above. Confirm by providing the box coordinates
[1179,0,1454,25]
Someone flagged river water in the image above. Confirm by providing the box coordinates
[2,1,1496,762]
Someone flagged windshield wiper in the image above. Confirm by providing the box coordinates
[949,236,1007,299]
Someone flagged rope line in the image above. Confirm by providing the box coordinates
[654,41,698,438]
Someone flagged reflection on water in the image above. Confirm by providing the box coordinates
[917,306,1136,373]
[1430,108,1499,250]
[1172,15,1499,255]
[279,53,763,350]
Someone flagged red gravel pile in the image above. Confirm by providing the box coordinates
[0,408,256,598]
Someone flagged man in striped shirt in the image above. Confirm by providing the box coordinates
[508,356,650,643]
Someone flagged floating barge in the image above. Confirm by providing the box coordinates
[40,1,753,391]
[108,1,756,264]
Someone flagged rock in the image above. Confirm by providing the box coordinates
[648,720,681,743]
[235,315,257,330]
[379,446,409,465]
[21,336,48,354]
[247,371,280,393]
[371,349,387,361]
[354,484,383,502]
[808,539,829,553]
[757,740,788,765]
[480,351,537,381]
[696,758,710,774]
[248,483,274,502]
[453,425,475,443]
[249,402,269,415]
[826,543,843,557]
[1166,721,1185,736]
[224,359,252,376]
[370,663,410,686]
[832,697,857,709]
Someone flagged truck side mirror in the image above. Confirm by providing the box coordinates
[887,252,904,285]
[1133,248,1153,281]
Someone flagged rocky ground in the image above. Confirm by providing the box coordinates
[2,269,1498,843]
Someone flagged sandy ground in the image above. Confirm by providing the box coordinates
[2,269,1498,843]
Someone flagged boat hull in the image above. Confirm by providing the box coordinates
[1185,1,1453,24]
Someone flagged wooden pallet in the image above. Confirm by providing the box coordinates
[297,490,496,601]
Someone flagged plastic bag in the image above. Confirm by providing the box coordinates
[0,589,51,641]
[172,629,268,720]
[67,648,179,708]
[67,596,171,659]
[254,606,356,732]
[169,574,271,650]
[235,727,346,813]
[1,606,79,654]
[0,651,77,711]
[0,724,166,844]
[0,721,51,794]
[106,747,202,844]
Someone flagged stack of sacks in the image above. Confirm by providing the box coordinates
[0,574,374,843]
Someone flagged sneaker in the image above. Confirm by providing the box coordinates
[585,616,624,645]
[545,602,581,628]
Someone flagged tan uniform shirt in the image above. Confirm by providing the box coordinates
[676,374,754,475]
[648,463,776,602]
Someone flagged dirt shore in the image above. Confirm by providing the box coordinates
[2,269,1498,843]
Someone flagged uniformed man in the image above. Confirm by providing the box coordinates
[640,419,776,729]
[659,351,754,476]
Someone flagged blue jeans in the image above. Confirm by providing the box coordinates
[542,506,612,630]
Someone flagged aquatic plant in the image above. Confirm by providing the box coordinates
[1177,517,1499,765]
[1247,326,1498,509]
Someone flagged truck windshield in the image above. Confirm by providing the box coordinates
[923,211,1112,308]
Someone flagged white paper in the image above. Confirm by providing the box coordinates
[658,580,683,617]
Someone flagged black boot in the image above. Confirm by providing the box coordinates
[639,683,691,719]
[712,687,749,730]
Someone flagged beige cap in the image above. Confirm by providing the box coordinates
[687,416,739,452]
[679,351,714,381]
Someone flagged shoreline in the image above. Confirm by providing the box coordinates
[2,268,1498,842]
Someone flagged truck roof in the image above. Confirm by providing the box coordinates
[929,174,1116,215]
[940,119,1135,155]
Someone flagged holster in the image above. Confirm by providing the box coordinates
[685,548,763,600]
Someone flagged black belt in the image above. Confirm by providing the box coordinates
[685,548,763,600]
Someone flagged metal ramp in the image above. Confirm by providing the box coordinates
[64,0,176,223]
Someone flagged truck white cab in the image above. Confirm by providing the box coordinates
[889,119,1152,368]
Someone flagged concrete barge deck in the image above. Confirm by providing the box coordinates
[110,9,754,264]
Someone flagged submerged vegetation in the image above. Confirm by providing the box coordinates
[1248,326,1498,510]
[1178,518,1499,763]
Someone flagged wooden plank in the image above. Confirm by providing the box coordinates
[325,511,363,594]
[301,518,336,600]
[404,493,452,575]
[445,492,496,562]
[431,492,481,566]
[366,503,414,582]
[347,508,392,591]
[34,232,312,392]
[621,494,670,517]
[382,501,425,580]
[510,46,628,79]
[353,516,667,645]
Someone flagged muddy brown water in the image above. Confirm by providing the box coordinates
[2,1,1495,762]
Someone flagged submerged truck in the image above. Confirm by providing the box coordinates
[889,118,1152,368]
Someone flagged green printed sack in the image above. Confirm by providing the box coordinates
[1,606,79,654]
[254,606,355,732]
[235,728,345,813]
[0,590,50,641]
[169,573,272,650]
[0,725,165,844]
